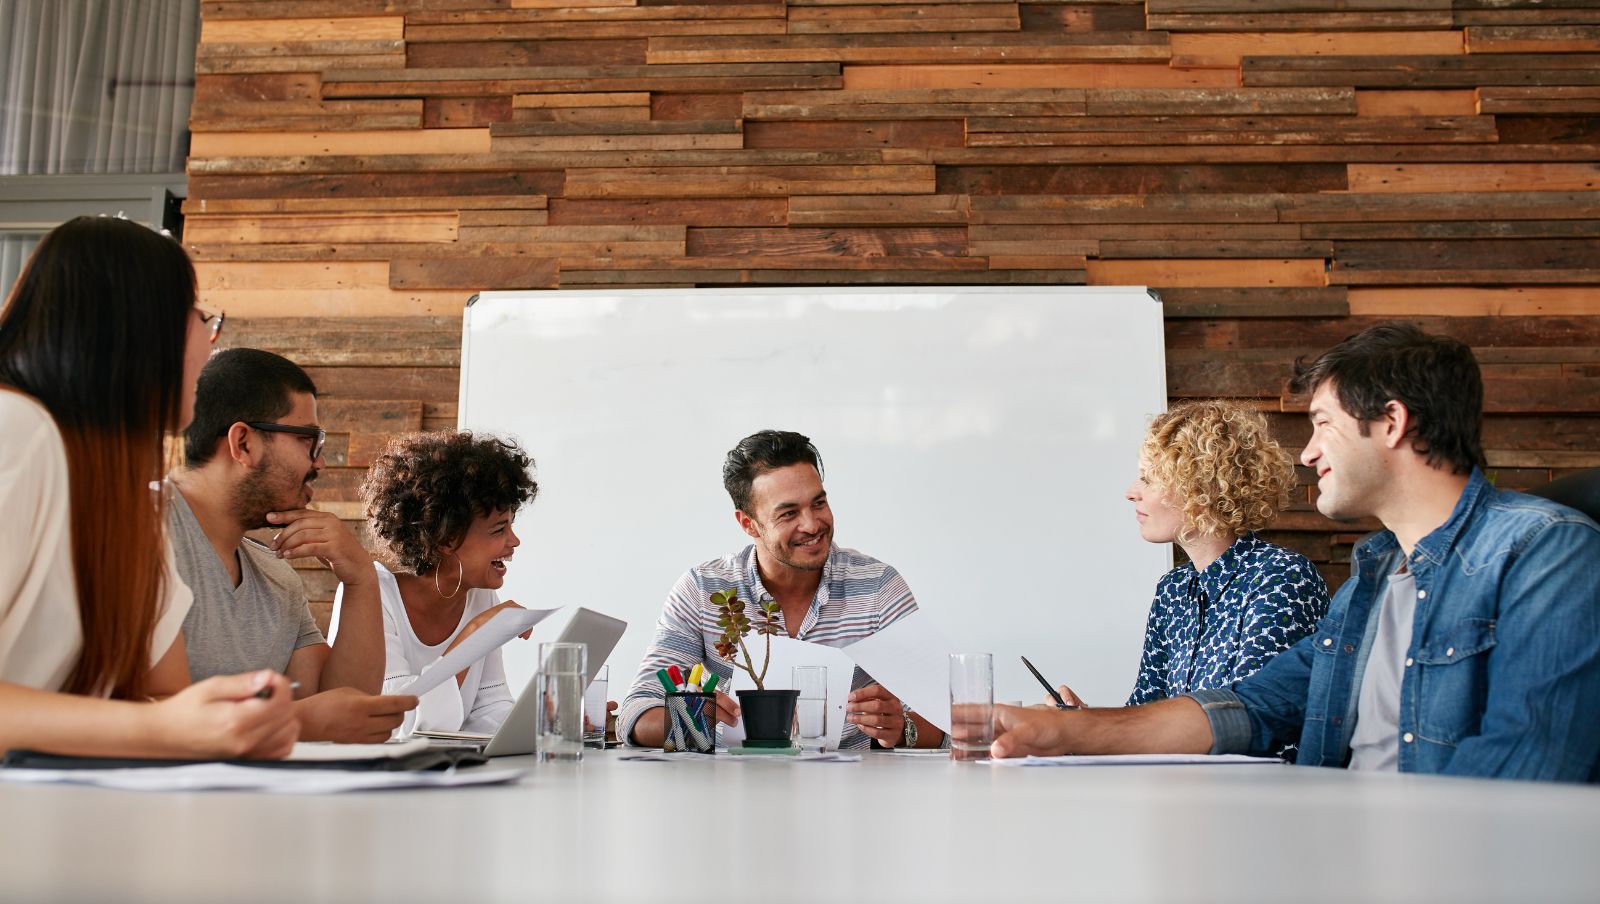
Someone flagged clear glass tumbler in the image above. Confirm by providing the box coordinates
[949,652,994,761]
[536,642,587,762]
[793,665,828,751]
[584,664,609,748]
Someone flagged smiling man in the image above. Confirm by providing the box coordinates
[167,348,416,743]
[620,430,945,750]
[989,323,1600,782]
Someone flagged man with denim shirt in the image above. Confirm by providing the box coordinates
[990,323,1600,782]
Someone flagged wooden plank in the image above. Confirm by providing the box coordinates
[1087,258,1328,287]
[1169,31,1463,68]
[1347,163,1600,192]
[184,212,459,244]
[556,254,988,271]
[512,106,654,123]
[193,72,321,104]
[788,194,969,225]
[196,262,470,317]
[408,39,649,68]
[408,19,781,42]
[1244,54,1600,88]
[1479,87,1600,114]
[1354,90,1477,116]
[423,97,514,128]
[1168,315,1600,351]
[1083,87,1356,115]
[563,164,936,197]
[183,195,548,214]
[969,193,1291,224]
[491,132,745,151]
[886,143,1600,165]
[1467,26,1600,53]
[967,117,1496,146]
[548,198,788,225]
[1100,240,1334,258]
[320,63,844,97]
[685,226,967,257]
[744,87,1088,119]
[196,52,407,74]
[1331,269,1600,285]
[1152,12,1455,32]
[1158,286,1350,318]
[938,164,1347,195]
[648,32,1169,65]
[744,120,964,149]
[189,149,889,176]
[840,64,1241,90]
[1304,220,1600,240]
[513,92,651,108]
[1019,4,1149,33]
[1348,287,1600,316]
[787,4,1020,34]
[651,93,744,120]
[203,0,510,15]
[200,16,403,43]
[1335,238,1600,271]
[404,4,784,33]
[1280,190,1600,222]
[973,222,1301,241]
[189,130,493,157]
[390,258,558,289]
[303,366,461,403]
[457,210,551,226]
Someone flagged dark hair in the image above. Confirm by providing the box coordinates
[184,348,317,467]
[1290,321,1485,475]
[722,430,824,513]
[0,216,195,698]
[361,431,538,575]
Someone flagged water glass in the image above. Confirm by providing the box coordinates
[793,665,828,751]
[536,642,587,762]
[949,652,994,761]
[584,664,610,748]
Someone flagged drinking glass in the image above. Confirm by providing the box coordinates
[536,642,587,762]
[793,665,828,751]
[584,664,609,748]
[949,652,994,761]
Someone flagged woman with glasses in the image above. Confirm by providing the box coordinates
[331,431,540,734]
[0,216,298,758]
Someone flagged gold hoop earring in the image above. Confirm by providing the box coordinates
[434,551,463,599]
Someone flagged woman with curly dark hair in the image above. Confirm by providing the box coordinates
[330,431,538,733]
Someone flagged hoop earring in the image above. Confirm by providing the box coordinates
[434,551,463,599]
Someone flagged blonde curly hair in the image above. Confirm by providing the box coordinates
[1140,400,1296,543]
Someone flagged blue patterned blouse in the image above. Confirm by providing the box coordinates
[1128,532,1330,708]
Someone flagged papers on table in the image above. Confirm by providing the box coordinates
[618,751,861,764]
[842,612,956,732]
[397,606,558,697]
[988,754,1285,767]
[0,764,524,794]
[722,635,854,749]
[285,739,432,761]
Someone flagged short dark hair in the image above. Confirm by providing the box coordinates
[722,430,824,514]
[183,348,318,467]
[362,431,538,575]
[1290,322,1484,475]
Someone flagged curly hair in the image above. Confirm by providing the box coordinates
[361,431,538,575]
[1141,400,1296,543]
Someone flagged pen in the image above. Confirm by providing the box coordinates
[702,672,719,694]
[1020,656,1078,710]
[656,668,678,694]
[254,680,301,700]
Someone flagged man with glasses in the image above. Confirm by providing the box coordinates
[167,348,416,742]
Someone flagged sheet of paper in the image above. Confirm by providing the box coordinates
[618,751,861,764]
[0,764,525,794]
[397,606,558,698]
[721,635,855,750]
[841,612,956,732]
[286,739,431,761]
[987,754,1285,767]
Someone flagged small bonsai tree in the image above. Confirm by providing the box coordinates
[711,588,782,690]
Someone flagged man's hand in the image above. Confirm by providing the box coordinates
[990,704,1074,758]
[1049,684,1086,708]
[150,671,300,759]
[294,687,419,744]
[846,683,906,747]
[266,509,374,586]
[585,700,620,733]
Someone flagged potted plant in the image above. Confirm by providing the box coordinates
[712,588,798,748]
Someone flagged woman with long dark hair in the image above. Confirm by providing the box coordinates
[0,216,298,757]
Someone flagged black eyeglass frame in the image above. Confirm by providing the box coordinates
[197,306,226,344]
[245,422,327,461]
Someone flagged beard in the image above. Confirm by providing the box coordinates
[231,458,318,529]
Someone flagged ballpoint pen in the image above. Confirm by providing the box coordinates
[1020,656,1079,710]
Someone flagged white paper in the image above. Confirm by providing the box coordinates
[721,635,855,750]
[987,754,1285,767]
[0,764,525,794]
[286,739,432,761]
[618,751,861,763]
[842,612,957,732]
[397,606,557,697]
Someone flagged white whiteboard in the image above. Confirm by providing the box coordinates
[459,286,1170,710]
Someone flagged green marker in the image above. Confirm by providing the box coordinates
[701,672,720,694]
[656,668,678,694]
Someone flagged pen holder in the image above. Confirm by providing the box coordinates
[663,692,716,754]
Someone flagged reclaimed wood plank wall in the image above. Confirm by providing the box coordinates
[188,0,1600,624]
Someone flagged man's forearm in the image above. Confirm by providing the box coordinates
[320,579,384,694]
[1069,696,1214,754]
[630,707,666,747]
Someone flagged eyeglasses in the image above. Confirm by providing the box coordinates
[246,422,326,461]
[197,306,226,345]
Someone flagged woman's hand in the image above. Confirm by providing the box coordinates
[147,671,300,759]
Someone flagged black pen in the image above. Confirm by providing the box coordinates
[1020,656,1078,710]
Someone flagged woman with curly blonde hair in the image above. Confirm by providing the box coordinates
[1052,400,1329,715]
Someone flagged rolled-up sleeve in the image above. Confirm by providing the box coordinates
[1186,688,1255,755]
[617,570,715,746]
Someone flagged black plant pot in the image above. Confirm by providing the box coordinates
[736,689,800,748]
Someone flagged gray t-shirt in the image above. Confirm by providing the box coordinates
[1348,567,1418,772]
[166,486,324,681]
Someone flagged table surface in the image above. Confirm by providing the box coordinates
[3,750,1597,904]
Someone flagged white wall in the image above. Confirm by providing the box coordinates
[460,286,1170,709]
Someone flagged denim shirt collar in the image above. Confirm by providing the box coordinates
[1352,468,1490,569]
[1194,532,1260,598]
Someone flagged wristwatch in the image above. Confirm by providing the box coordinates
[901,703,918,749]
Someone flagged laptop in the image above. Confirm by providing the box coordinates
[417,606,627,757]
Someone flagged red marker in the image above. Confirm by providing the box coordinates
[667,665,686,688]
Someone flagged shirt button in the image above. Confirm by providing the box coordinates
[1405,657,1414,667]
[1446,647,1455,657]
[1403,732,1415,744]
[1417,590,1427,599]
[1343,643,1355,653]
[1332,716,1343,726]
[1323,638,1333,647]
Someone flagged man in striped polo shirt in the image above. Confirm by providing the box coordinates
[620,430,946,750]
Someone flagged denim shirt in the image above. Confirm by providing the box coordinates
[1190,470,1600,782]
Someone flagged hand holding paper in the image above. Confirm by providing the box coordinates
[842,612,956,732]
[399,606,557,698]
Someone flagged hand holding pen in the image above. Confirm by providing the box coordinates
[1021,656,1084,710]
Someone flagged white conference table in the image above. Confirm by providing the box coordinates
[3,749,1597,903]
